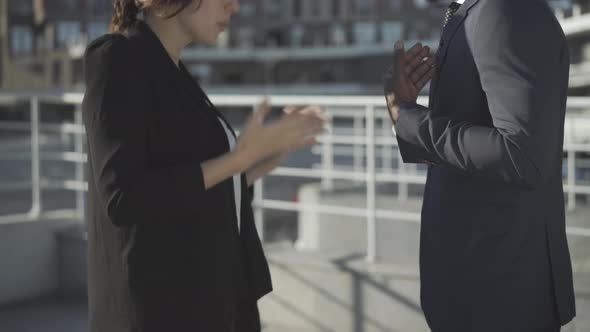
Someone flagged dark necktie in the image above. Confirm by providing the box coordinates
[436,2,462,58]
[442,2,462,30]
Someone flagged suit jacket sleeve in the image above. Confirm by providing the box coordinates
[83,35,207,227]
[394,0,568,189]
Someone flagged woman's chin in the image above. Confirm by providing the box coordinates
[204,34,221,46]
[192,33,221,46]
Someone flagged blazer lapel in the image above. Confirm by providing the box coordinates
[178,63,237,136]
[131,21,200,112]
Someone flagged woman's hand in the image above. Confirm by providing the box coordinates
[245,104,328,185]
[235,99,328,171]
[245,152,288,186]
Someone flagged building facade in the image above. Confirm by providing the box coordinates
[1,0,111,90]
[1,0,588,95]
[556,0,590,95]
[184,0,444,94]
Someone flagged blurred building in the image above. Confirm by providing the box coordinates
[183,0,443,94]
[554,0,590,94]
[0,0,443,93]
[0,0,111,90]
[1,0,589,95]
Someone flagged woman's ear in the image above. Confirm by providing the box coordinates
[191,0,204,12]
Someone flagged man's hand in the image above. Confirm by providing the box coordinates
[383,41,436,124]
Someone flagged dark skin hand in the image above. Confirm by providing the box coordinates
[383,41,436,124]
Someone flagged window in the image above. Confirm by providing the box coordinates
[264,0,283,17]
[11,26,33,55]
[354,0,376,15]
[406,20,428,40]
[87,22,108,43]
[290,24,304,46]
[293,0,302,18]
[235,27,255,48]
[91,0,113,13]
[414,0,428,9]
[239,1,256,17]
[382,21,403,46]
[56,21,82,48]
[189,64,213,83]
[388,0,402,11]
[331,23,347,46]
[8,0,33,15]
[63,0,78,10]
[332,0,341,17]
[309,0,322,17]
[353,22,377,45]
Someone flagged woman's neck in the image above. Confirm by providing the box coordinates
[144,15,188,67]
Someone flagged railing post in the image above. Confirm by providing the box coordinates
[321,111,334,191]
[28,97,41,219]
[398,155,409,204]
[353,114,364,180]
[74,105,85,220]
[573,3,582,16]
[366,105,377,263]
[381,117,393,173]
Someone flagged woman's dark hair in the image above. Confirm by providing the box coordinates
[109,0,197,33]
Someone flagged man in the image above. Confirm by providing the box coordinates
[383,0,576,331]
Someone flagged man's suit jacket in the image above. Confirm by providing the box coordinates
[82,21,271,332]
[394,0,576,330]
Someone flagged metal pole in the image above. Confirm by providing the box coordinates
[74,105,85,220]
[321,111,334,191]
[398,151,409,203]
[353,114,363,179]
[28,97,41,218]
[366,105,377,263]
[381,118,393,172]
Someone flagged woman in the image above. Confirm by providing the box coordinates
[82,0,327,331]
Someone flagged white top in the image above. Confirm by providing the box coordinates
[455,0,465,4]
[217,117,241,234]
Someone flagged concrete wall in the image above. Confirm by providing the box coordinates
[0,220,87,306]
[56,225,87,298]
[0,220,59,306]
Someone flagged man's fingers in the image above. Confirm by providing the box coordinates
[409,54,436,84]
[405,43,423,60]
[393,40,406,69]
[406,46,430,75]
[416,66,436,91]
[410,63,431,83]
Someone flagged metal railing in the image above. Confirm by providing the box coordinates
[1,93,590,263]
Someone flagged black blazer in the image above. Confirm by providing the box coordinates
[394,0,576,331]
[82,21,271,332]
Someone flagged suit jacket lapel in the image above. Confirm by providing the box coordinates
[431,0,481,98]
